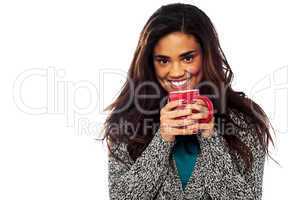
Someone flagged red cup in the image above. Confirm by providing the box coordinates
[168,89,213,123]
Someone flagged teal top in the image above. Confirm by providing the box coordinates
[173,135,200,190]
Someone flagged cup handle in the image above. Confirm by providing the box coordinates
[196,96,214,123]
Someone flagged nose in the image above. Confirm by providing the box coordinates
[169,62,186,78]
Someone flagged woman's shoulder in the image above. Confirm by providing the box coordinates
[226,108,263,151]
[107,137,134,163]
[227,107,252,129]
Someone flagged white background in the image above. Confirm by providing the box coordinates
[0,0,299,199]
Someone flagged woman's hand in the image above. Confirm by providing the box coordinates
[159,99,214,142]
[185,99,215,138]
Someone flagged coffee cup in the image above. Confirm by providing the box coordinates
[168,89,213,123]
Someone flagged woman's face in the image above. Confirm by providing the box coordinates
[153,31,203,93]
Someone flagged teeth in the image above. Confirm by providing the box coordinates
[171,79,187,86]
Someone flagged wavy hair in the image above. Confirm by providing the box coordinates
[101,3,275,171]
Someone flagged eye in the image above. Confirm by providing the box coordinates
[157,58,169,65]
[183,55,194,63]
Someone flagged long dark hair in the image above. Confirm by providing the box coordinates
[101,3,275,171]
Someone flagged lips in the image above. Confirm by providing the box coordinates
[170,79,187,86]
[169,78,190,90]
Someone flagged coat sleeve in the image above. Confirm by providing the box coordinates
[108,128,175,200]
[197,118,266,200]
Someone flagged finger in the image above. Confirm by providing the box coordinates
[162,118,197,128]
[161,126,199,136]
[185,103,208,113]
[165,108,192,119]
[187,112,208,120]
[193,98,207,106]
[162,100,183,113]
[174,117,215,136]
[186,122,213,132]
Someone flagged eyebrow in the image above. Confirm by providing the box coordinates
[153,50,197,59]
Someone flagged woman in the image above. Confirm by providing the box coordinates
[102,3,274,200]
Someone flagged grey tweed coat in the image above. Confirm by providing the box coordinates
[108,109,266,200]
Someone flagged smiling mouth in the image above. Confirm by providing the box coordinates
[168,78,191,90]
